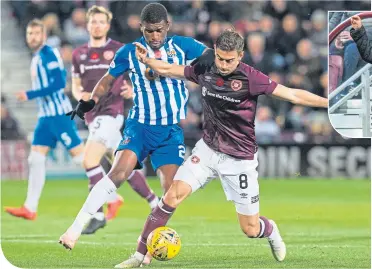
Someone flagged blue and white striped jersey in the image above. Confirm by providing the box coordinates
[27,45,72,118]
[108,36,206,125]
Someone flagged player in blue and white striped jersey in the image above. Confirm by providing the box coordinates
[59,3,212,253]
[5,19,84,220]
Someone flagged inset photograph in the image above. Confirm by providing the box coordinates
[328,11,372,138]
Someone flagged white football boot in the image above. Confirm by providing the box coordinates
[114,254,143,268]
[267,220,286,261]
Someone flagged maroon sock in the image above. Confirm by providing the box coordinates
[86,165,104,213]
[258,216,273,238]
[136,199,175,255]
[128,171,157,203]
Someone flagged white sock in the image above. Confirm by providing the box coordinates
[70,175,117,234]
[24,151,46,212]
[86,165,119,203]
[93,212,105,220]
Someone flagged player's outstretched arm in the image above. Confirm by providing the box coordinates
[90,72,116,103]
[134,42,186,79]
[272,84,328,108]
[72,77,90,101]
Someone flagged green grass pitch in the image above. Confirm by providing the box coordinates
[1,178,371,268]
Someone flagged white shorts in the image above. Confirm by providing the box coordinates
[87,115,124,150]
[175,139,259,216]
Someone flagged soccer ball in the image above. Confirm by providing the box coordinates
[146,226,181,261]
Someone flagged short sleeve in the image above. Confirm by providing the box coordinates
[173,36,206,61]
[108,45,130,78]
[184,65,199,84]
[71,49,80,78]
[248,68,278,96]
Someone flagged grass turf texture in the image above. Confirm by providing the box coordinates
[1,178,371,269]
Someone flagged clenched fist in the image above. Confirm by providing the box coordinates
[351,15,362,30]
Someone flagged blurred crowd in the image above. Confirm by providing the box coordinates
[6,0,371,144]
[329,12,371,106]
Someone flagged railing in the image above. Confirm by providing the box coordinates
[329,12,372,137]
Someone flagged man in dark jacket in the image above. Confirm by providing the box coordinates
[350,15,372,63]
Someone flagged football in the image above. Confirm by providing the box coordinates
[146,226,181,261]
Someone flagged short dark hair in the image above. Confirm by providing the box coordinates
[140,3,168,24]
[216,29,244,52]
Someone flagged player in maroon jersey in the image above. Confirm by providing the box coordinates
[113,30,328,267]
[71,5,159,234]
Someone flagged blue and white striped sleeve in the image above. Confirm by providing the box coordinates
[173,36,207,61]
[108,44,130,78]
[26,48,66,100]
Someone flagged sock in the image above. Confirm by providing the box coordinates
[24,151,46,212]
[86,165,105,215]
[127,171,157,207]
[258,216,274,238]
[70,175,117,234]
[137,198,175,255]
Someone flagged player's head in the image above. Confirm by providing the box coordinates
[86,5,112,40]
[140,3,170,50]
[214,29,244,76]
[26,19,46,51]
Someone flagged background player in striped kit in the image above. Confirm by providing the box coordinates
[115,29,328,268]
[4,19,84,220]
[71,5,159,235]
[59,2,211,251]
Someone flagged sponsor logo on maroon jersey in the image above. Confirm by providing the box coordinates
[231,80,242,91]
[191,155,200,164]
[216,78,224,87]
[103,50,114,61]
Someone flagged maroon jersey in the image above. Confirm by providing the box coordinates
[72,39,124,124]
[184,63,278,160]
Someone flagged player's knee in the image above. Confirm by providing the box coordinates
[163,181,191,208]
[107,169,130,188]
[240,221,260,238]
[28,151,46,167]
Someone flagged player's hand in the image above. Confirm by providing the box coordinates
[120,81,133,99]
[191,49,215,74]
[134,42,149,64]
[66,99,95,120]
[351,15,362,30]
[15,91,28,102]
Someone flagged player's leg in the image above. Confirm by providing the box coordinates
[115,139,216,268]
[84,115,124,226]
[217,153,286,261]
[59,120,146,249]
[5,118,53,220]
[150,124,186,193]
[236,211,285,262]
